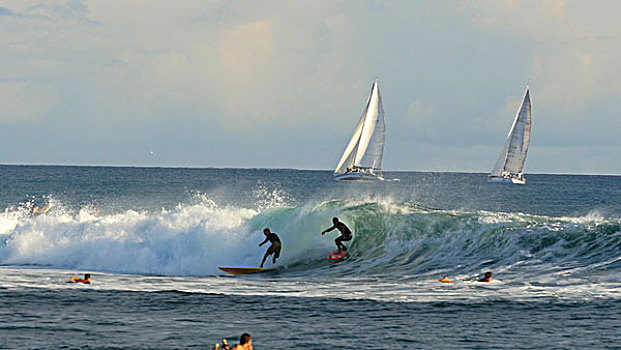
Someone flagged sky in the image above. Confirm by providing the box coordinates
[1,0,620,174]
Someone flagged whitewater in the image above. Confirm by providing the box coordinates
[0,165,619,349]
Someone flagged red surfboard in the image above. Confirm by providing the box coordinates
[327,249,346,260]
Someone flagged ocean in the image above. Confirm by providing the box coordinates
[0,165,619,349]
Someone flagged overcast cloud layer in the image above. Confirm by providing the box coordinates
[1,0,619,174]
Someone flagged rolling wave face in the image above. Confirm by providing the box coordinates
[280,201,621,281]
[0,197,619,279]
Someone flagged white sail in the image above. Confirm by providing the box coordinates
[334,102,367,174]
[334,80,386,176]
[490,87,532,177]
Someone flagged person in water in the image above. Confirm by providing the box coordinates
[479,271,492,282]
[259,228,281,268]
[439,276,453,283]
[68,273,92,284]
[213,333,253,350]
[32,203,51,214]
[322,217,353,252]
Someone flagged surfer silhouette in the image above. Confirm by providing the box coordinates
[259,228,281,268]
[321,217,352,252]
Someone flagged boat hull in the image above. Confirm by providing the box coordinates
[487,176,526,185]
[334,172,384,181]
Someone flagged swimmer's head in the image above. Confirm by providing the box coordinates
[240,333,252,345]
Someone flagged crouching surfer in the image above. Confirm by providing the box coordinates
[259,228,281,268]
[68,273,92,285]
[321,217,352,252]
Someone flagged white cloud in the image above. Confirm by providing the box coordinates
[405,100,437,135]
[465,0,621,110]
[0,81,60,122]
[0,0,619,172]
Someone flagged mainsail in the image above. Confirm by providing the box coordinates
[490,87,532,176]
[334,80,386,175]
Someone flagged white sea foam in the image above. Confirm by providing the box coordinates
[0,199,264,275]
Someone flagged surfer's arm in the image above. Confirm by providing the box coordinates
[322,225,336,235]
[259,237,269,246]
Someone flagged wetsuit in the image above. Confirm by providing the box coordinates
[260,232,282,258]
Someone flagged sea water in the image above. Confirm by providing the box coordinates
[0,165,619,349]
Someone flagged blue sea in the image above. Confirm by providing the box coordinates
[0,165,619,349]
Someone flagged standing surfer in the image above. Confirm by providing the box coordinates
[259,228,282,268]
[321,217,353,252]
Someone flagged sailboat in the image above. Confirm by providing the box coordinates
[488,86,532,184]
[333,78,386,181]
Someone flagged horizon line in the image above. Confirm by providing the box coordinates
[0,163,618,177]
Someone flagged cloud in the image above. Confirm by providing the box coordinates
[407,100,436,122]
[0,81,60,122]
[0,1,619,172]
[465,0,621,110]
[27,0,96,23]
[218,21,274,73]
[405,100,437,134]
[212,21,278,119]
[0,6,20,17]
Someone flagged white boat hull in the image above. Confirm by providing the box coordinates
[334,172,384,181]
[487,176,526,185]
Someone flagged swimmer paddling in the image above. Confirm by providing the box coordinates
[67,273,92,284]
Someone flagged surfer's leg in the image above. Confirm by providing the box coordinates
[335,237,346,251]
[338,235,352,251]
[262,245,277,267]
[272,245,281,264]
[260,251,269,268]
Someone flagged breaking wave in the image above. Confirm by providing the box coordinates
[1,196,619,279]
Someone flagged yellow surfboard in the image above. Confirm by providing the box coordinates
[218,267,274,275]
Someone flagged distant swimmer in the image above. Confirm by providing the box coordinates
[259,228,281,268]
[230,333,253,350]
[68,273,92,285]
[478,271,492,282]
[439,276,453,283]
[213,333,253,350]
[32,204,51,214]
[212,339,228,350]
[321,217,352,252]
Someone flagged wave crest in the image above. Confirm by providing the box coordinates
[1,199,619,277]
